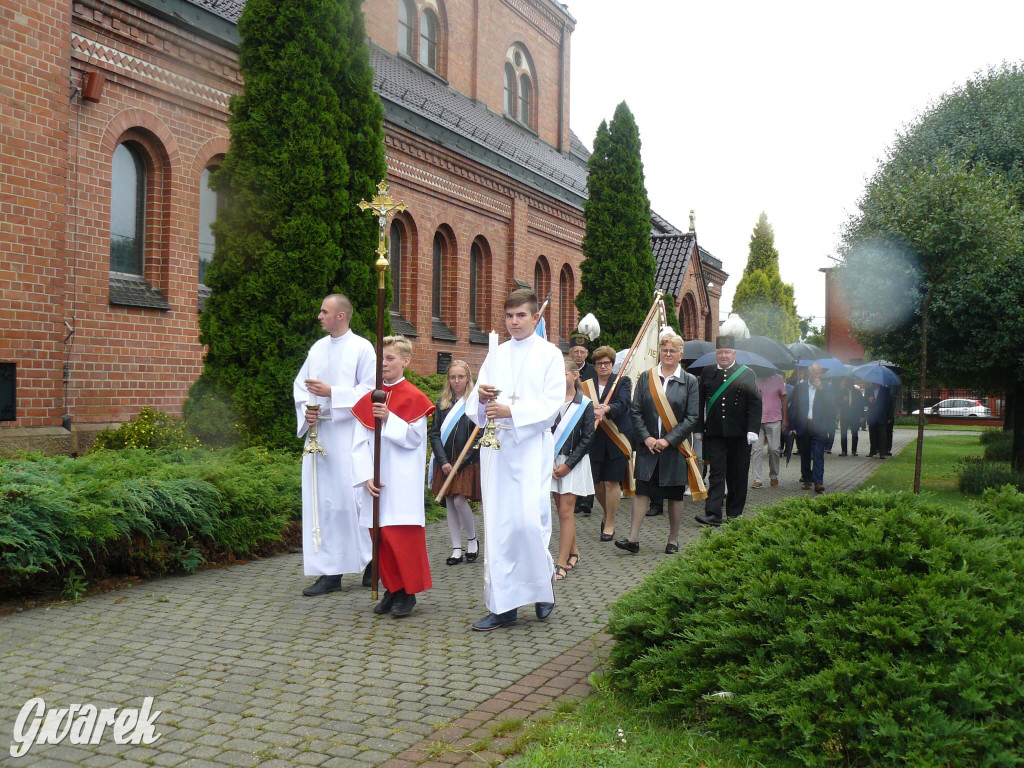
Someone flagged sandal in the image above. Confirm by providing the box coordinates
[565,552,580,571]
[554,565,568,581]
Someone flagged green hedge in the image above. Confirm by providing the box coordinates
[958,456,1024,494]
[0,447,300,596]
[607,489,1024,766]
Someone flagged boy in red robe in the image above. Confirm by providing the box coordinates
[351,335,434,617]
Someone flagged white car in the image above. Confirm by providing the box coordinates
[912,398,992,417]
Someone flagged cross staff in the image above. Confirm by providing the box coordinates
[358,179,406,601]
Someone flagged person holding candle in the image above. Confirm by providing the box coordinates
[466,289,565,631]
[293,294,376,596]
[351,335,435,617]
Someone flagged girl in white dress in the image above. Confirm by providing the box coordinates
[551,358,595,580]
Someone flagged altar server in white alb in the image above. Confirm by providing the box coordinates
[293,294,376,596]
[467,288,565,631]
[351,335,435,618]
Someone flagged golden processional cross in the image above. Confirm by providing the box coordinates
[357,179,406,601]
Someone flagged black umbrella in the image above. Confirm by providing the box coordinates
[738,336,798,369]
[683,339,715,360]
[787,342,827,361]
[781,431,795,465]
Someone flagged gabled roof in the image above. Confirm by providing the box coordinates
[185,0,244,22]
[651,232,696,296]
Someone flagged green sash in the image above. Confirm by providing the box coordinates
[706,365,748,417]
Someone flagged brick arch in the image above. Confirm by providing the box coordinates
[470,235,493,330]
[390,210,419,318]
[100,108,180,170]
[191,137,230,176]
[680,292,699,339]
[432,223,457,326]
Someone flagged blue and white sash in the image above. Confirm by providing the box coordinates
[440,399,467,447]
[553,396,591,457]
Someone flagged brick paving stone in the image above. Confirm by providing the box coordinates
[0,431,920,767]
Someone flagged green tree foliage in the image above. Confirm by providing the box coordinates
[577,103,658,350]
[842,65,1024,470]
[660,292,679,335]
[192,0,387,449]
[607,489,1024,766]
[730,213,800,342]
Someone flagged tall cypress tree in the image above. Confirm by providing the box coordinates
[576,102,657,350]
[731,212,800,342]
[191,0,387,450]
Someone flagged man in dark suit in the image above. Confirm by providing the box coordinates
[789,363,838,492]
[695,334,762,526]
[568,331,598,515]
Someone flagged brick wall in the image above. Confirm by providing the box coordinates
[364,0,573,150]
[822,267,865,363]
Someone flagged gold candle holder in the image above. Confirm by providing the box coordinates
[475,389,502,450]
[303,405,327,458]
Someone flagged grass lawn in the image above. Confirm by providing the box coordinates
[858,432,984,510]
[894,423,991,432]
[503,686,765,768]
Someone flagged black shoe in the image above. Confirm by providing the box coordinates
[303,575,341,596]
[646,505,663,517]
[600,531,614,542]
[535,600,554,620]
[390,591,416,617]
[465,550,478,563]
[695,514,723,527]
[446,552,464,566]
[472,609,518,631]
[614,538,639,554]
[362,562,373,588]
[665,542,679,554]
[373,589,398,615]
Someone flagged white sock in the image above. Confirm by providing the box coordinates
[466,536,478,555]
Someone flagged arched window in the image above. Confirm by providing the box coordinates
[419,9,438,71]
[397,0,415,57]
[110,143,146,275]
[518,74,532,127]
[534,261,543,293]
[432,232,444,319]
[559,265,574,339]
[503,63,516,116]
[197,166,218,286]
[469,242,481,326]
[389,221,402,313]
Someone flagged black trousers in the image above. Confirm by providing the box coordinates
[868,423,892,456]
[839,419,858,454]
[705,435,751,520]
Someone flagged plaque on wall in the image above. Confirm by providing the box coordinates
[436,352,452,376]
[0,363,15,421]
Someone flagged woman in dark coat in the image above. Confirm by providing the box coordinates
[429,361,481,565]
[586,345,633,542]
[615,332,698,556]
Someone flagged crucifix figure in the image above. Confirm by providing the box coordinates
[358,180,407,259]
[357,178,407,601]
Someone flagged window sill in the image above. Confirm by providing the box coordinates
[469,325,488,345]
[391,311,418,337]
[431,317,458,342]
[502,112,538,138]
[109,274,170,310]
[397,51,448,85]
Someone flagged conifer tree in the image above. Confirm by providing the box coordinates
[190,0,386,450]
[731,213,800,342]
[576,102,657,350]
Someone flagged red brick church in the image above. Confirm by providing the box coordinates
[0,0,726,453]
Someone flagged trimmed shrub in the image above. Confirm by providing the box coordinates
[958,456,1024,494]
[895,414,927,426]
[0,447,300,596]
[405,369,445,405]
[91,407,200,451]
[979,428,1011,445]
[983,431,1014,461]
[607,490,1024,766]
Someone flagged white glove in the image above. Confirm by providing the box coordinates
[746,432,759,445]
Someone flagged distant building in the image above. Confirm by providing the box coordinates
[820,267,865,364]
[0,0,726,453]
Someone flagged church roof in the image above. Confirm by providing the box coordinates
[369,45,589,207]
[651,232,695,296]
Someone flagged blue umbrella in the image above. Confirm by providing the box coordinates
[851,362,901,387]
[688,350,779,373]
[824,364,852,379]
[798,357,848,370]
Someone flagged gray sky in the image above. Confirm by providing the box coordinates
[567,0,1024,325]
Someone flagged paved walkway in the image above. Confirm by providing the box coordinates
[1,429,920,767]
